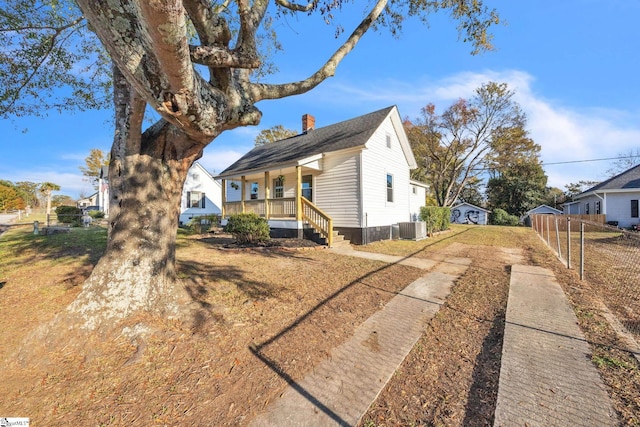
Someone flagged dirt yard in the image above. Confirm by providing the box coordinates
[0,226,638,425]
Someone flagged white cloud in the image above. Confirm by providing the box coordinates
[320,69,640,189]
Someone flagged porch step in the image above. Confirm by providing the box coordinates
[330,230,351,248]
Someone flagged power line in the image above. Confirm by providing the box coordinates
[543,155,639,166]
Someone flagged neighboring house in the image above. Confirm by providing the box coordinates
[216,106,429,245]
[526,204,563,216]
[563,164,640,228]
[77,192,98,209]
[450,203,490,225]
[523,204,563,225]
[93,162,222,223]
[179,162,223,225]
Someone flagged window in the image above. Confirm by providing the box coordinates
[585,202,590,214]
[632,200,639,218]
[302,175,313,201]
[273,176,284,198]
[412,185,417,195]
[386,134,392,148]
[187,191,205,208]
[595,201,601,215]
[386,173,394,203]
[250,182,259,200]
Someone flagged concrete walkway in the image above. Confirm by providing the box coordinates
[494,265,617,426]
[250,246,618,426]
[250,248,471,426]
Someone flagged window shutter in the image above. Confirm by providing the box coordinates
[187,191,191,208]
[201,193,206,208]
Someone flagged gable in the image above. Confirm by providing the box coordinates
[578,164,640,198]
[217,106,400,178]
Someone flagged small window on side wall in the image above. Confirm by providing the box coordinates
[386,173,394,203]
[386,134,392,148]
[632,200,639,218]
[187,191,205,208]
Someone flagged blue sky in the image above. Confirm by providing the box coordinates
[2,0,639,199]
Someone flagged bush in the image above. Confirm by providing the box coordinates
[186,214,220,234]
[419,206,451,234]
[88,210,105,219]
[224,213,270,245]
[490,208,520,226]
[55,206,82,227]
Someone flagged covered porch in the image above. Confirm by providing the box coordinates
[219,164,333,246]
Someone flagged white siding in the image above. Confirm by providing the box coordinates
[361,116,412,227]
[409,184,427,221]
[315,150,361,227]
[180,163,222,224]
[600,192,640,228]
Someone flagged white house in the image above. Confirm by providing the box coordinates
[563,163,640,228]
[216,106,429,245]
[450,202,490,225]
[77,192,98,209]
[93,162,222,224]
[179,162,223,225]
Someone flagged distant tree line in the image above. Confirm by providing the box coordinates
[0,180,72,213]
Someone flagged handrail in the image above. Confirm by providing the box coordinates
[301,197,333,247]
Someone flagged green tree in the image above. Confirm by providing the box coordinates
[407,82,527,207]
[52,194,76,207]
[79,149,109,189]
[254,125,298,146]
[2,0,501,330]
[15,181,40,207]
[486,161,547,217]
[0,0,111,118]
[38,181,61,215]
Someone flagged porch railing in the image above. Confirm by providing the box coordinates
[224,198,296,218]
[301,197,333,247]
[223,197,333,246]
[269,198,296,218]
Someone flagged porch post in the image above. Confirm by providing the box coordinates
[264,171,270,219]
[221,179,227,218]
[241,176,246,213]
[296,166,302,221]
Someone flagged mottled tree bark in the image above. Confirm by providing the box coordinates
[66,67,209,329]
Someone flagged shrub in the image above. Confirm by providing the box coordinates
[224,213,270,245]
[490,208,520,226]
[419,206,451,234]
[186,214,220,234]
[55,206,82,227]
[88,210,105,219]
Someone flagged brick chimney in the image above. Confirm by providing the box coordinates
[302,114,315,133]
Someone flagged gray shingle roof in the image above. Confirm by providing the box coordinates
[582,163,640,193]
[218,106,396,177]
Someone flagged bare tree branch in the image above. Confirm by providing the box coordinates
[249,0,388,101]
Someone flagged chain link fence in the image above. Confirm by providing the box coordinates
[531,214,640,343]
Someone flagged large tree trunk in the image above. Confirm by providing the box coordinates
[66,68,210,331]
